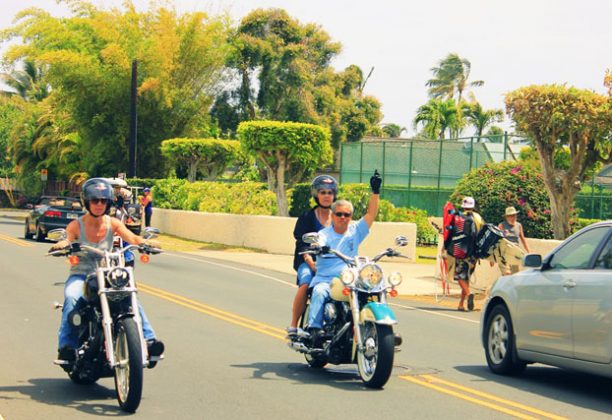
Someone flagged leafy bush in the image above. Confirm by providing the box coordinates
[450,161,554,239]
[151,178,190,209]
[572,218,603,234]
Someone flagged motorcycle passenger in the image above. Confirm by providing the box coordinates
[306,171,382,346]
[52,178,164,364]
[286,175,336,339]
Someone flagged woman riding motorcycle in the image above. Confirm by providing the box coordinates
[51,178,164,364]
[286,175,337,338]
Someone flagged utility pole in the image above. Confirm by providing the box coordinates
[128,60,138,178]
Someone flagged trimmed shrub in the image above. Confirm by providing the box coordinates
[450,161,554,239]
[151,178,190,210]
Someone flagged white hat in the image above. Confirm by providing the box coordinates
[461,196,475,209]
[505,206,519,216]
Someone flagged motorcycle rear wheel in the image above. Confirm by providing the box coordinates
[113,318,143,413]
[356,322,395,388]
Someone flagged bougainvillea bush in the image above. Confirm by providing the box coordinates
[450,161,554,239]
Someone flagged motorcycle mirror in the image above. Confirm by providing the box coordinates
[395,235,408,247]
[143,227,160,239]
[47,228,67,241]
[302,232,320,244]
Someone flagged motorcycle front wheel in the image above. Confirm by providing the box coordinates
[113,318,143,412]
[356,322,394,388]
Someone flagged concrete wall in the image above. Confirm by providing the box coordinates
[153,208,418,262]
[435,236,563,290]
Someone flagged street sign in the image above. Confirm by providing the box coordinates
[40,169,48,181]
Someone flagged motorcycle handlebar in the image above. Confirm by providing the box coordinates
[47,243,162,257]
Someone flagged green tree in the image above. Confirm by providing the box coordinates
[160,138,239,182]
[484,125,504,143]
[2,2,232,178]
[462,101,503,137]
[506,84,611,239]
[426,53,484,104]
[413,99,461,139]
[0,60,49,101]
[381,123,406,138]
[237,120,332,216]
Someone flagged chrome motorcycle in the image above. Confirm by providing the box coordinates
[47,227,161,412]
[288,234,407,388]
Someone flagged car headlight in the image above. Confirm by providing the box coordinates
[340,268,356,285]
[358,264,384,289]
[388,271,403,287]
[106,268,130,288]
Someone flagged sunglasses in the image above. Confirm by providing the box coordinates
[318,190,334,196]
[91,198,109,205]
[334,212,352,218]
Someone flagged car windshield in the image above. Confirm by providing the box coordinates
[40,197,82,210]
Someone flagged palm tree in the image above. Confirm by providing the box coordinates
[413,99,461,139]
[0,61,49,102]
[462,102,503,138]
[426,53,484,104]
[382,123,407,138]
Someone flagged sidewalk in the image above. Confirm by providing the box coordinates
[184,249,459,297]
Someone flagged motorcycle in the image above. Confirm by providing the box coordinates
[47,227,162,412]
[288,233,408,388]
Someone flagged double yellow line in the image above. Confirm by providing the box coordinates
[138,282,287,341]
[0,233,34,247]
[400,374,568,420]
[138,281,567,420]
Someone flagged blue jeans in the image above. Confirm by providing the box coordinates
[307,282,331,329]
[296,262,315,287]
[58,274,156,349]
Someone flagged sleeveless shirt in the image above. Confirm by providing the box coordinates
[70,215,114,275]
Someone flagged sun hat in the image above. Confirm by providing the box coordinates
[461,196,475,209]
[505,206,519,216]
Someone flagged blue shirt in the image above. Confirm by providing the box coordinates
[310,218,370,287]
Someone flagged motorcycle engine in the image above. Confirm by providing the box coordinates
[324,302,337,324]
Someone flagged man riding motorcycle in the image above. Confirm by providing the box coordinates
[287,175,336,338]
[306,171,381,347]
[51,178,164,364]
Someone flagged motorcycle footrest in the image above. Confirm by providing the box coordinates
[149,355,164,362]
[53,359,71,366]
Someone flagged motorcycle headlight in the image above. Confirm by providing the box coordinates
[358,264,383,289]
[388,271,403,287]
[106,268,130,288]
[340,268,356,285]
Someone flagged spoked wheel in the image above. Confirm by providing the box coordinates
[356,322,395,388]
[114,318,143,412]
[484,304,526,375]
[24,219,33,240]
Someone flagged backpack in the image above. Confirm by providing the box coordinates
[446,212,478,259]
[474,223,504,259]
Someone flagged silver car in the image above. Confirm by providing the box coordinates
[481,220,612,377]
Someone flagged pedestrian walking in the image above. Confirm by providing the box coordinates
[140,187,153,227]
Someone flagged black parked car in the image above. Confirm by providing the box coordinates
[24,196,86,242]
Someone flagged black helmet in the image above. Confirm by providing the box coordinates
[82,178,114,216]
[311,175,338,207]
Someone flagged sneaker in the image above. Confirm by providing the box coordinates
[467,294,475,311]
[147,339,165,369]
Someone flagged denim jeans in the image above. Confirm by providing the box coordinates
[307,282,331,329]
[58,274,156,349]
[296,262,315,287]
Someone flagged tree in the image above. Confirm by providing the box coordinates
[381,123,407,138]
[506,84,611,239]
[0,60,49,101]
[237,120,332,216]
[413,99,461,139]
[462,102,503,137]
[484,125,504,143]
[160,138,239,182]
[426,53,484,104]
[2,2,232,178]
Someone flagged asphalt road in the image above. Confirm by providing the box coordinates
[0,216,610,419]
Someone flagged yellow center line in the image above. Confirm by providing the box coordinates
[137,281,566,420]
[419,374,568,420]
[138,283,286,341]
[0,233,34,247]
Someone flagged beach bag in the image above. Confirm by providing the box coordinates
[447,213,477,259]
[475,223,504,259]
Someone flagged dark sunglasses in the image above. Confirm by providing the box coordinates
[334,212,352,218]
[318,190,334,196]
[90,198,109,204]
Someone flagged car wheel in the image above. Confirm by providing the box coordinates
[484,304,526,375]
[35,224,45,242]
[24,219,34,240]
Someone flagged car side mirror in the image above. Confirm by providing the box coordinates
[395,235,408,247]
[302,232,320,244]
[523,254,542,268]
[47,228,67,241]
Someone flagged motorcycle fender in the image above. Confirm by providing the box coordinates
[359,302,398,326]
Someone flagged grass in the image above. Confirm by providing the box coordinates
[156,233,264,254]
[416,245,439,265]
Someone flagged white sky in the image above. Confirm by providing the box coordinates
[2,0,611,136]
